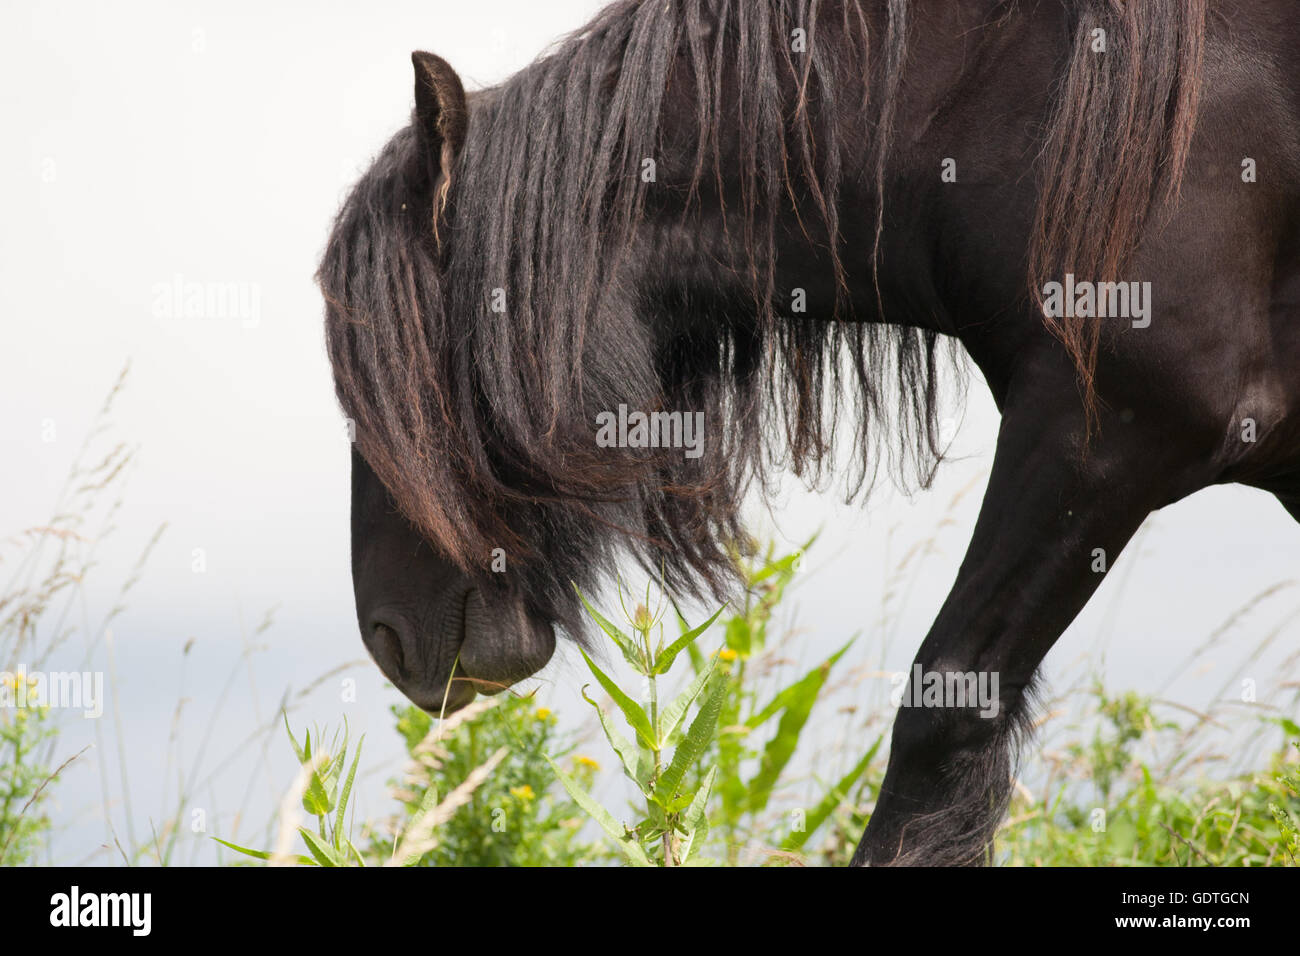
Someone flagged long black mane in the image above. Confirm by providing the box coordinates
[323,0,939,630]
[320,0,1203,635]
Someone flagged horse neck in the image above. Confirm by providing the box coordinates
[627,2,1018,340]
[448,2,1014,341]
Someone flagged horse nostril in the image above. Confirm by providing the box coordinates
[368,621,407,681]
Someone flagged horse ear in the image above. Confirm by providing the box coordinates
[411,51,467,178]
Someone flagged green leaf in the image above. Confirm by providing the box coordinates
[333,735,364,851]
[392,785,443,866]
[663,792,694,814]
[302,764,335,818]
[680,766,717,863]
[781,735,881,851]
[745,638,855,731]
[749,550,799,586]
[674,605,711,675]
[578,647,657,750]
[283,712,305,763]
[752,534,817,586]
[574,585,646,673]
[581,686,652,792]
[299,826,343,867]
[346,839,367,867]
[656,655,718,748]
[724,617,752,656]
[746,639,855,813]
[1269,717,1300,739]
[547,757,653,866]
[211,837,315,866]
[654,674,727,805]
[652,605,727,675]
[211,838,271,861]
[644,800,667,829]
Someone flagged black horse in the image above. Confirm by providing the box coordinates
[318,0,1300,865]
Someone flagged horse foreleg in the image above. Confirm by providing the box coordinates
[852,396,1168,866]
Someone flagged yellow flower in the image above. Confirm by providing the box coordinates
[574,756,601,772]
[535,707,553,721]
[718,649,738,662]
[510,784,535,801]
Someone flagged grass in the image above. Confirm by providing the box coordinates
[201,540,1300,868]
[2,372,1297,867]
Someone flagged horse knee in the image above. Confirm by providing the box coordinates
[889,698,997,769]
[888,662,1035,771]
